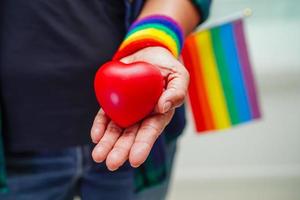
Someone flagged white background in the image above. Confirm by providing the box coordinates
[169,0,300,199]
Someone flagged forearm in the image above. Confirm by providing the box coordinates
[138,0,201,36]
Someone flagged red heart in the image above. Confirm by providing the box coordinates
[94,61,164,128]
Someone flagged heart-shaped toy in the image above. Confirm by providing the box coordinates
[94,61,164,128]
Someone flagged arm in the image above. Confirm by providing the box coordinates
[91,0,202,171]
[138,0,200,36]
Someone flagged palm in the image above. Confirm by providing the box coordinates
[91,47,189,170]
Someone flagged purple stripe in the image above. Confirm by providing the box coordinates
[129,15,184,48]
[233,20,261,119]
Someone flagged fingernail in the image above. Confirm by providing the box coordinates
[92,149,105,163]
[130,163,140,168]
[162,101,172,113]
[91,128,100,143]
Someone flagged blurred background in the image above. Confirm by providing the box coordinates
[168,0,300,199]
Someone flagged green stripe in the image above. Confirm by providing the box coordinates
[126,23,181,53]
[0,108,7,192]
[134,172,144,191]
[145,165,166,183]
[211,27,239,124]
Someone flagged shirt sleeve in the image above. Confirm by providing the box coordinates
[190,0,212,23]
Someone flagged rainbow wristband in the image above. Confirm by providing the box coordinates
[113,15,184,60]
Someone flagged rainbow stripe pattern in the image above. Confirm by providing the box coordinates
[182,19,261,132]
[114,15,183,60]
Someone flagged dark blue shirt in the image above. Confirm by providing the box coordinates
[0,0,126,151]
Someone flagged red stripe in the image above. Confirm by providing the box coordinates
[182,39,205,131]
[190,36,215,131]
[182,36,215,132]
[113,38,172,60]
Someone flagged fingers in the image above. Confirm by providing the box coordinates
[90,109,110,143]
[157,62,190,113]
[106,123,140,171]
[129,110,174,168]
[92,121,123,163]
[92,111,174,169]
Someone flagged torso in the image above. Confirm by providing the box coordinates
[0,0,126,152]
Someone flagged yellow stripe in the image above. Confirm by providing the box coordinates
[195,31,231,129]
[120,28,179,57]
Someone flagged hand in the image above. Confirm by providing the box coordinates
[90,47,189,171]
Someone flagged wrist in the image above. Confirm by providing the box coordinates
[113,15,184,60]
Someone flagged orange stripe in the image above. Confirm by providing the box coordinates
[182,38,205,131]
[120,29,179,57]
[186,36,215,130]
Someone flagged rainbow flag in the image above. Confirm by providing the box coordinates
[182,18,261,132]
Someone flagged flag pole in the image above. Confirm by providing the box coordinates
[195,8,252,33]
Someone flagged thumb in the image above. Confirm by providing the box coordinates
[119,54,135,64]
[156,68,189,114]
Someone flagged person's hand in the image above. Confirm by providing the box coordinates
[90,47,189,171]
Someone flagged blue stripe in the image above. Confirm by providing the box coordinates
[219,23,252,122]
[129,17,183,49]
